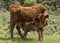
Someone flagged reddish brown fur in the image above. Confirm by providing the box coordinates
[9,4,49,42]
[16,21,43,41]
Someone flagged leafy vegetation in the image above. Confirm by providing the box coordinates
[0,0,60,11]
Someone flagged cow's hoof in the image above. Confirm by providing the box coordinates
[21,36,24,39]
[39,39,43,42]
[23,38,26,40]
[23,37,26,40]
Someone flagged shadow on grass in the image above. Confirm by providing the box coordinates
[13,38,34,43]
[0,37,36,43]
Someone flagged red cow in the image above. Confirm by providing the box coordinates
[9,4,49,41]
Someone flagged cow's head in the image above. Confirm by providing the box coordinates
[36,9,49,28]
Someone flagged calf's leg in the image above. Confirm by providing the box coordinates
[16,25,24,39]
[23,31,29,40]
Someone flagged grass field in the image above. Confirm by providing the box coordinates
[0,11,60,43]
[0,33,60,43]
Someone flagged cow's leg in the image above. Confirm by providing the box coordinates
[41,28,43,40]
[16,25,24,39]
[23,31,28,40]
[40,28,43,42]
[10,14,19,40]
[37,28,43,42]
[10,21,16,40]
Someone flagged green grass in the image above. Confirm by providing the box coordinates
[0,33,60,43]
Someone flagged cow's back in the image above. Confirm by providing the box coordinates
[9,4,47,22]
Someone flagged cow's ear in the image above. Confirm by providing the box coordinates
[38,5,46,13]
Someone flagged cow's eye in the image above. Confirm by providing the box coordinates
[44,15,49,19]
[46,15,49,18]
[45,15,49,18]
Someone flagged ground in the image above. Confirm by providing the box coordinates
[0,33,60,43]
